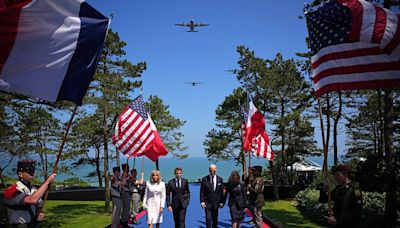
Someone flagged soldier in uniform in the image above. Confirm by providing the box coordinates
[4,160,56,227]
[248,166,265,228]
[319,164,362,228]
[111,166,123,228]
[128,168,144,225]
[120,164,131,228]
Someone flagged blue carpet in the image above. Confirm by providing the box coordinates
[134,183,255,228]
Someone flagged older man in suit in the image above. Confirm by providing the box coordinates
[167,167,191,228]
[200,164,225,228]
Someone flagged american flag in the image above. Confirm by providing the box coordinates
[112,95,155,157]
[306,0,400,98]
[241,104,274,161]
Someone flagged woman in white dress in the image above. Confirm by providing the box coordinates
[143,170,166,228]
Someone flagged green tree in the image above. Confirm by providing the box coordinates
[203,88,247,167]
[146,95,187,159]
[79,29,145,212]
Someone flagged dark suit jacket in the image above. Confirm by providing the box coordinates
[200,175,224,209]
[166,178,190,209]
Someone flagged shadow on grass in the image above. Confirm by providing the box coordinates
[266,208,323,228]
[41,203,105,228]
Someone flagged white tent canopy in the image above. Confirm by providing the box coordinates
[287,157,322,172]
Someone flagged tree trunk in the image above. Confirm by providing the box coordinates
[383,89,397,227]
[333,92,342,166]
[103,105,111,213]
[280,99,286,184]
[270,160,279,200]
[95,146,102,188]
[377,89,384,156]
[325,94,331,165]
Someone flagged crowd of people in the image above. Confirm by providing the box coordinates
[109,164,265,228]
[3,160,362,228]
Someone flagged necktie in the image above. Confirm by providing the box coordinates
[178,179,181,188]
[211,176,215,191]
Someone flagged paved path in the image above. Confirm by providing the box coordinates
[134,183,269,228]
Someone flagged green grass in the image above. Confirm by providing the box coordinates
[262,200,324,228]
[41,201,111,228]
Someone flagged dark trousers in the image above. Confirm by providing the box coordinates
[205,207,218,228]
[172,206,187,228]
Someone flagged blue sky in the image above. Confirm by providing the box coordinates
[86,0,336,158]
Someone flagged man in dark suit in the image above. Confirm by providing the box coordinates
[200,164,225,228]
[167,167,191,228]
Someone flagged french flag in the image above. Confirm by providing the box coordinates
[0,0,109,105]
[142,115,168,161]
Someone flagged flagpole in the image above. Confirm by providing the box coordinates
[39,104,79,214]
[238,99,247,179]
[133,156,136,169]
[318,98,333,216]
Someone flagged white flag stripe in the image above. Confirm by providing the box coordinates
[359,0,375,43]
[311,42,378,63]
[125,133,155,157]
[114,114,144,148]
[119,121,152,153]
[381,8,398,49]
[312,53,393,78]
[315,70,400,90]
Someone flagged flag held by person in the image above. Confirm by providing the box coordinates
[0,0,109,105]
[112,95,155,157]
[243,99,265,151]
[242,98,274,160]
[112,95,168,161]
[305,0,400,97]
[142,115,168,161]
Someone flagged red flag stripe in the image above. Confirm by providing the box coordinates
[345,0,363,42]
[311,46,382,69]
[372,5,387,44]
[314,61,400,84]
[315,78,400,97]
[0,0,32,75]
[118,121,152,153]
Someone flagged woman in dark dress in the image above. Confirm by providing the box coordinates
[224,170,246,228]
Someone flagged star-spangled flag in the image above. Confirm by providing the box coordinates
[306,0,400,98]
[242,100,274,160]
[0,0,109,105]
[112,95,155,157]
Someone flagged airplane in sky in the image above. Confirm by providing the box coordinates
[175,20,209,32]
[185,81,202,86]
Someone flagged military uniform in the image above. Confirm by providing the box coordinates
[111,166,122,228]
[120,164,131,227]
[3,161,43,228]
[320,182,363,227]
[248,166,265,228]
[128,169,141,225]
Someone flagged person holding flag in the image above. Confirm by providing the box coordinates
[3,160,56,227]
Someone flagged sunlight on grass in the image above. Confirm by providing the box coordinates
[263,200,324,228]
[41,201,111,228]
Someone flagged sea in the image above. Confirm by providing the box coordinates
[1,156,332,186]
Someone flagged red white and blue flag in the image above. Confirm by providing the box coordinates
[112,95,168,161]
[0,0,109,105]
[242,100,273,160]
[306,0,400,97]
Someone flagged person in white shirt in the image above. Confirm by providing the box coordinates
[143,170,166,228]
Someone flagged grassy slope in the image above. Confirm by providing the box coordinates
[262,200,324,228]
[41,201,110,228]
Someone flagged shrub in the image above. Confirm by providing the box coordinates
[295,188,328,226]
[296,188,386,228]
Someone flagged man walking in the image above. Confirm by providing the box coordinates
[200,164,225,228]
[166,167,190,228]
